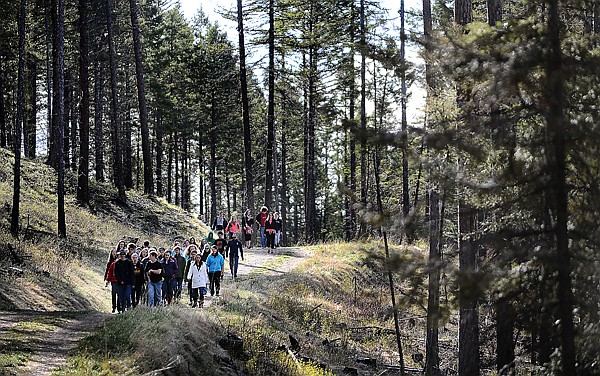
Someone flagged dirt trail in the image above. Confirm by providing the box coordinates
[0,311,107,376]
[196,246,307,308]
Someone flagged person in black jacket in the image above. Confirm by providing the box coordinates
[273,212,283,248]
[114,250,134,313]
[227,233,244,279]
[173,246,187,301]
[264,213,277,254]
[130,253,145,308]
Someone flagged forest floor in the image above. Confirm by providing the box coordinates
[0,246,306,375]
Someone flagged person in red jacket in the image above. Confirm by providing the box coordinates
[104,258,119,313]
[255,206,268,248]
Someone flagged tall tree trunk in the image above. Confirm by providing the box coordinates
[94,49,105,182]
[156,117,163,196]
[129,0,153,194]
[487,0,502,25]
[305,6,318,243]
[400,0,409,220]
[167,134,172,203]
[0,61,6,149]
[373,135,406,375]
[237,0,253,212]
[359,0,367,235]
[265,0,275,209]
[175,132,179,206]
[280,63,288,246]
[70,77,78,170]
[423,0,441,373]
[495,297,514,374]
[27,57,37,158]
[183,138,190,210]
[226,161,231,217]
[348,0,356,240]
[11,0,26,234]
[57,0,66,237]
[458,201,479,376]
[210,92,217,225]
[63,69,71,168]
[77,0,90,204]
[198,131,204,214]
[105,0,126,203]
[45,0,52,153]
[547,0,576,373]
[47,0,60,169]
[124,65,133,189]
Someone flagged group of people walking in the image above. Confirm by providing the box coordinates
[103,205,283,313]
[209,206,283,253]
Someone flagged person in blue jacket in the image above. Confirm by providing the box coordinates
[206,245,225,296]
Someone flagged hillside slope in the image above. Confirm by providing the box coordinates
[0,148,209,311]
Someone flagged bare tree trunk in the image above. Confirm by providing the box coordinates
[105,0,126,203]
[124,65,133,189]
[70,76,78,170]
[11,0,26,234]
[63,69,70,169]
[167,134,172,203]
[348,0,356,240]
[47,0,60,169]
[77,0,90,204]
[487,0,502,25]
[44,0,51,153]
[400,0,409,220]
[0,61,6,149]
[93,48,105,182]
[547,0,576,373]
[237,0,253,212]
[265,0,275,209]
[129,0,153,194]
[57,0,66,236]
[359,0,367,236]
[198,131,204,214]
[373,139,405,375]
[175,132,179,206]
[210,91,217,225]
[25,56,37,158]
[156,115,163,197]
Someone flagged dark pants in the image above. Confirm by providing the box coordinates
[174,278,183,299]
[162,278,174,304]
[230,257,239,277]
[191,287,206,306]
[208,271,221,295]
[131,283,143,307]
[266,232,276,249]
[117,284,131,312]
[110,282,119,311]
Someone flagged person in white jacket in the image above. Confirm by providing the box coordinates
[187,253,209,308]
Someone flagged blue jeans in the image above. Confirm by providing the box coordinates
[117,284,131,312]
[147,281,163,307]
[230,257,239,277]
[260,226,266,247]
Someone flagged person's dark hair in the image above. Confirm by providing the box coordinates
[261,206,268,213]
[143,240,150,247]
[127,243,136,249]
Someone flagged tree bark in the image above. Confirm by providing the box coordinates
[124,65,133,189]
[348,0,356,240]
[167,134,172,203]
[93,48,105,182]
[11,0,26,234]
[495,297,514,374]
[156,117,163,197]
[63,69,70,169]
[210,91,217,225]
[426,189,441,375]
[0,61,6,149]
[129,0,153,194]
[105,0,126,203]
[57,0,66,237]
[175,132,180,206]
[47,0,60,169]
[77,0,90,204]
[400,0,409,220]
[24,56,36,159]
[265,0,275,209]
[359,0,367,235]
[45,0,52,154]
[547,0,576,373]
[70,75,78,170]
[487,0,502,25]
[237,0,253,212]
